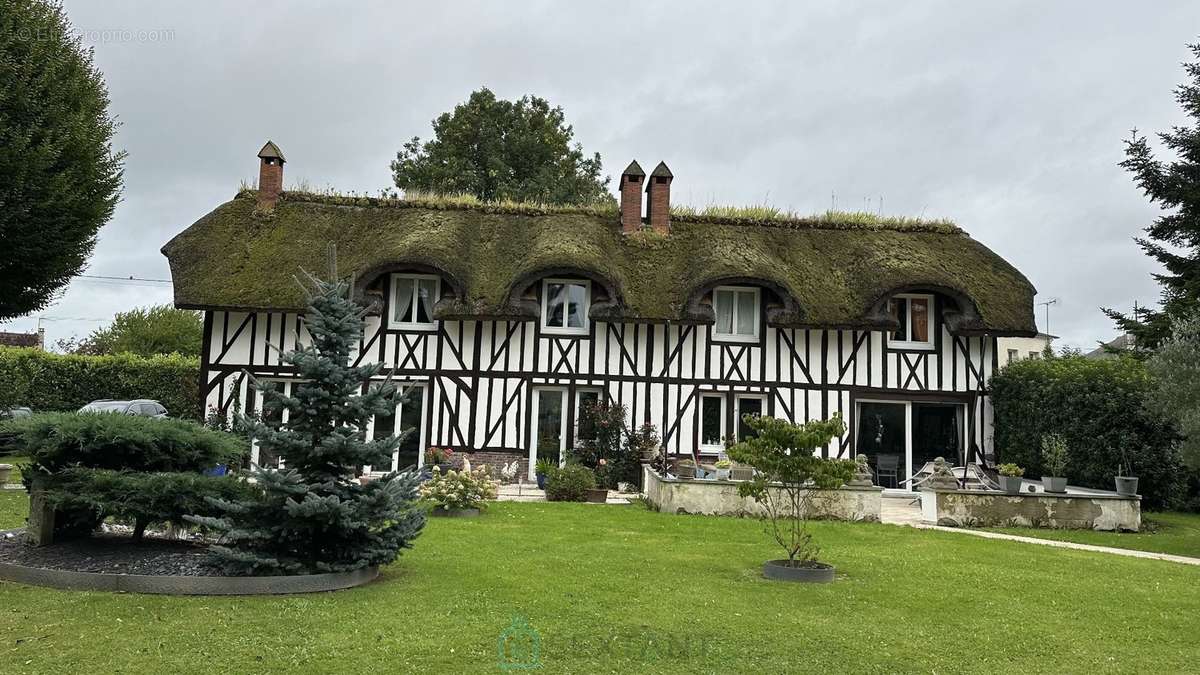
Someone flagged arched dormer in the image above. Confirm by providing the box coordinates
[863,283,986,348]
[353,262,467,330]
[684,277,806,342]
[505,267,625,335]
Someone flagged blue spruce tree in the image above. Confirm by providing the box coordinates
[191,262,425,575]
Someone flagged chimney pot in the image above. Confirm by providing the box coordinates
[645,161,673,234]
[256,141,286,209]
[619,160,645,233]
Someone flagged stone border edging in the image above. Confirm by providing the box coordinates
[0,530,379,595]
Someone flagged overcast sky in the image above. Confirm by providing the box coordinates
[5,0,1198,350]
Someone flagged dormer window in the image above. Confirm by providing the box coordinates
[390,273,440,330]
[713,286,760,342]
[888,293,934,349]
[542,278,590,335]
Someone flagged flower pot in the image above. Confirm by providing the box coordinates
[1114,476,1139,497]
[1041,476,1067,493]
[430,506,480,517]
[676,464,695,479]
[0,465,11,485]
[998,475,1023,495]
[536,472,547,490]
[585,488,608,504]
[640,450,656,464]
[715,468,731,481]
[762,560,835,583]
[730,466,754,481]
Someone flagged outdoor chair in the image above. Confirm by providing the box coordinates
[875,454,900,488]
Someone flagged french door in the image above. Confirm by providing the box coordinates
[529,386,603,480]
[855,399,965,492]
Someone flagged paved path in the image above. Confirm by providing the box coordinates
[495,484,633,504]
[880,495,1200,567]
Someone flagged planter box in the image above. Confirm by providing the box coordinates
[585,488,608,504]
[1114,476,1139,497]
[1041,476,1067,493]
[998,475,1023,495]
[762,560,835,583]
[923,489,1140,531]
[642,466,881,521]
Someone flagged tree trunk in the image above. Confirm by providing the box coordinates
[133,518,148,542]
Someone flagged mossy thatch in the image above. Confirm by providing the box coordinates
[162,191,1036,334]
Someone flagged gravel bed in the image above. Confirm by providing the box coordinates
[0,530,222,577]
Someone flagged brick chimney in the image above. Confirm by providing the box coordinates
[257,141,285,209]
[645,161,673,234]
[619,160,645,233]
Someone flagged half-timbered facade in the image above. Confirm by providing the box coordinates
[163,145,1037,488]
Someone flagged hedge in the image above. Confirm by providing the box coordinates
[0,346,201,419]
[991,355,1185,510]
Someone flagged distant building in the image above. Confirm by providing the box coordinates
[998,333,1056,367]
[0,329,44,350]
[1085,333,1134,359]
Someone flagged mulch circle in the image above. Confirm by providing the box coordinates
[0,531,220,577]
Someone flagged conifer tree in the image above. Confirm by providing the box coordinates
[1104,43,1200,350]
[191,261,425,575]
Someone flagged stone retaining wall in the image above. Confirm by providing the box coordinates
[643,466,882,521]
[922,489,1141,531]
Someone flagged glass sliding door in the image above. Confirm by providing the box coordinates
[912,403,963,470]
[855,401,907,489]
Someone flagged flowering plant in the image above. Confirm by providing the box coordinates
[420,465,499,510]
[426,446,455,465]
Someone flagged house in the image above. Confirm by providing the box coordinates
[997,332,1055,366]
[1086,333,1134,359]
[0,329,44,350]
[161,143,1037,487]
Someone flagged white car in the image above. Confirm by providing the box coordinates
[78,399,168,417]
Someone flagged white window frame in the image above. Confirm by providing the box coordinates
[712,286,761,343]
[251,378,296,470]
[540,278,590,336]
[699,393,727,452]
[530,386,570,480]
[388,273,440,331]
[365,382,427,474]
[887,293,935,350]
[573,388,605,445]
[733,393,767,442]
[855,398,966,494]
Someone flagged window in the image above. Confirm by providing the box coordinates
[712,286,760,342]
[1028,351,1040,360]
[541,279,590,335]
[390,273,440,329]
[734,395,765,441]
[700,394,726,449]
[575,390,602,442]
[888,293,934,349]
[1007,349,1018,365]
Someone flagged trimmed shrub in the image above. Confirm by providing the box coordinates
[0,346,201,419]
[545,464,596,502]
[991,355,1184,510]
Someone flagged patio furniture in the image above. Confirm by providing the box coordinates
[875,454,900,488]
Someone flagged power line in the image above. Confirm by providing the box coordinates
[79,274,172,284]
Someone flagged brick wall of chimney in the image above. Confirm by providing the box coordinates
[646,176,671,234]
[258,158,283,209]
[620,174,643,233]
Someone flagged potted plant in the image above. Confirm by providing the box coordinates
[675,458,696,479]
[727,413,855,583]
[426,446,456,474]
[1040,434,1069,493]
[1114,449,1138,497]
[421,464,499,517]
[534,459,554,490]
[714,459,732,481]
[996,463,1024,495]
[545,463,596,502]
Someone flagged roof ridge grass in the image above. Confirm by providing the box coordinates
[234,188,962,234]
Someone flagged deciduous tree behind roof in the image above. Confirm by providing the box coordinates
[0,0,125,320]
[81,304,203,358]
[390,87,613,206]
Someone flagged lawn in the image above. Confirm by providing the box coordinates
[1,498,1198,674]
[987,510,1200,558]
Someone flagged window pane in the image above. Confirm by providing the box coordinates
[890,298,908,341]
[372,409,395,441]
[736,397,763,440]
[736,290,757,336]
[701,396,723,445]
[576,391,600,441]
[566,283,586,328]
[397,387,423,469]
[536,390,564,465]
[546,283,566,328]
[415,279,437,324]
[714,290,734,334]
[393,277,415,323]
[910,297,929,342]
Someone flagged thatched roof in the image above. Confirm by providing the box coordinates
[161,191,1037,335]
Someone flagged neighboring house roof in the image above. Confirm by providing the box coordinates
[0,331,41,348]
[1086,333,1133,358]
[161,191,1038,335]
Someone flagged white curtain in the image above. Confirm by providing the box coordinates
[416,278,437,323]
[393,277,414,323]
[736,290,756,335]
[715,290,734,333]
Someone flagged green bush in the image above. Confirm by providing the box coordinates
[43,468,254,540]
[2,412,245,474]
[991,355,1184,510]
[0,346,201,419]
[545,464,596,502]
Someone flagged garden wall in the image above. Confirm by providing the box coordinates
[0,347,201,420]
[922,489,1140,531]
[643,467,882,521]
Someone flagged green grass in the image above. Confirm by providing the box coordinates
[1,501,1198,673]
[987,511,1200,558]
[0,491,25,529]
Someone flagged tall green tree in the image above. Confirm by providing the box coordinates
[1104,44,1200,350]
[190,264,425,575]
[1146,314,1200,469]
[0,0,125,320]
[391,87,612,205]
[82,304,203,357]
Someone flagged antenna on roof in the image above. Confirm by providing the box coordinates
[878,195,883,216]
[1036,298,1059,334]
